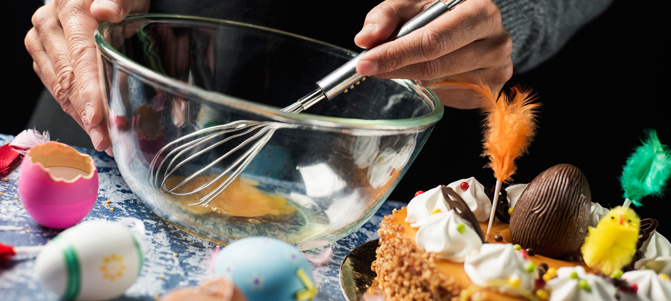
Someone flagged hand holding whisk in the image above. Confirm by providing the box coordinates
[149,0,466,206]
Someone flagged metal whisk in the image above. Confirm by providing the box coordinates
[150,0,465,206]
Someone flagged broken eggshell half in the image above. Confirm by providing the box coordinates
[18,141,99,228]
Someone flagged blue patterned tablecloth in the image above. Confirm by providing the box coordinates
[0,134,404,301]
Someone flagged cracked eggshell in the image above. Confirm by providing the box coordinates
[34,220,144,300]
[18,142,99,228]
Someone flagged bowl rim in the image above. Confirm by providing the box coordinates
[95,14,444,133]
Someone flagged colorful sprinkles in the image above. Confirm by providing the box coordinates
[456,223,466,234]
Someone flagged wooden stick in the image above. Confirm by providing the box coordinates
[486,180,503,237]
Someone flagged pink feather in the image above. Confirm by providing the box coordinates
[0,129,50,176]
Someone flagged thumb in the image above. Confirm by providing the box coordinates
[90,0,133,22]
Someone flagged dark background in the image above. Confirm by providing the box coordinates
[3,1,670,233]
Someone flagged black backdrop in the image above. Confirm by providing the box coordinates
[3,0,671,233]
[394,0,671,235]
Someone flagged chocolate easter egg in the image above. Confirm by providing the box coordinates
[509,164,591,259]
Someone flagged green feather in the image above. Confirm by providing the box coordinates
[620,129,671,207]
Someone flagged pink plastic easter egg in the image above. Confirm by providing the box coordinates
[18,142,99,228]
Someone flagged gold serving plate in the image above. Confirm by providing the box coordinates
[339,239,380,300]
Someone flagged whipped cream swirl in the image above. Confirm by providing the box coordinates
[405,186,451,228]
[446,177,492,222]
[545,266,617,301]
[464,244,535,297]
[415,210,483,262]
[635,231,671,273]
[622,269,671,301]
[407,178,495,227]
[505,183,528,208]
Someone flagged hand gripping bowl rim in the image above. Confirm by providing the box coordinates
[94,14,444,135]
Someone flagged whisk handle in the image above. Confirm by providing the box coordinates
[316,0,464,100]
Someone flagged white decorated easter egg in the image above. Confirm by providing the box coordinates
[214,237,317,301]
[35,220,145,300]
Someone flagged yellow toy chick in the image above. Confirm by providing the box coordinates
[581,206,640,276]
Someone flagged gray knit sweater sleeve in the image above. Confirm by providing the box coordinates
[493,0,614,73]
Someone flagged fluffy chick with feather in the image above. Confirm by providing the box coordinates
[581,206,640,276]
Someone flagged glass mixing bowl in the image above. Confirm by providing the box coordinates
[95,15,443,248]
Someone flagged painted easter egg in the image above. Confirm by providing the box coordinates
[35,220,145,300]
[214,237,317,301]
[18,142,99,228]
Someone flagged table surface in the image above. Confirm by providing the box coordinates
[0,134,404,301]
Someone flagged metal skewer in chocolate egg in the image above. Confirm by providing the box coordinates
[509,164,591,259]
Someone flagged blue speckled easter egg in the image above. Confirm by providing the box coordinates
[215,237,316,301]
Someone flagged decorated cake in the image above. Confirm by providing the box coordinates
[372,164,671,300]
[369,82,671,301]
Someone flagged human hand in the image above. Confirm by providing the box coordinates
[354,0,513,109]
[25,0,150,154]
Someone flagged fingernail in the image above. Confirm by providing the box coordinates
[93,0,122,16]
[85,104,95,125]
[90,129,103,150]
[356,24,376,40]
[105,146,114,157]
[357,60,378,75]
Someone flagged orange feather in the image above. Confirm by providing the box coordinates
[483,86,539,182]
[433,81,540,182]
